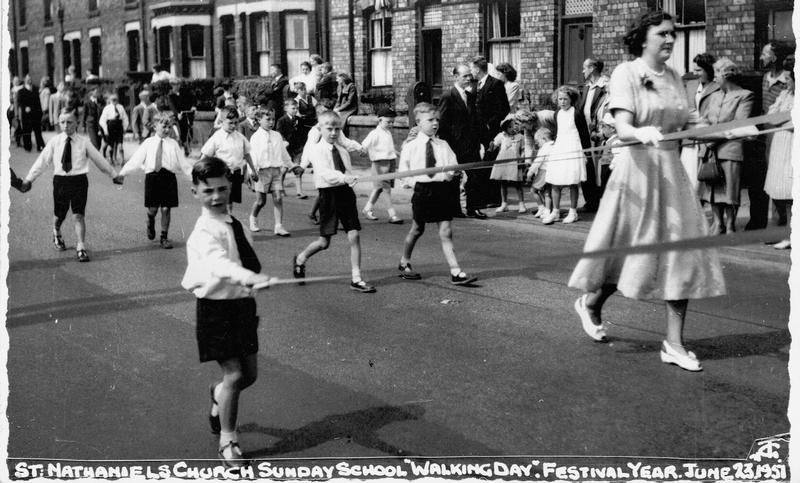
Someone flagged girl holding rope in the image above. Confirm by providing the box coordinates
[568,10,726,372]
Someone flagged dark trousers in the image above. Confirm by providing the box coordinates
[177,117,191,145]
[21,114,45,151]
[86,121,101,150]
[580,155,601,211]
[744,140,769,230]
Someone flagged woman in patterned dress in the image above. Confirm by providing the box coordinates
[568,11,726,372]
[764,71,794,249]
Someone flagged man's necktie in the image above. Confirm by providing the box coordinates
[331,146,346,173]
[154,138,163,172]
[229,216,262,273]
[61,136,72,173]
[425,138,435,178]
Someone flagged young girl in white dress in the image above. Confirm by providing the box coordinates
[489,115,526,213]
[542,86,589,224]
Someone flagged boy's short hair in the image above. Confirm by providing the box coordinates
[59,108,77,119]
[376,107,396,118]
[413,102,437,120]
[153,112,173,125]
[317,110,341,127]
[138,90,151,101]
[534,128,553,146]
[293,81,307,90]
[255,108,275,120]
[192,157,231,185]
[284,98,298,107]
[223,106,240,120]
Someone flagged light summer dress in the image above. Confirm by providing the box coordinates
[568,59,726,300]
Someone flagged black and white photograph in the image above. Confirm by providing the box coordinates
[1,0,796,480]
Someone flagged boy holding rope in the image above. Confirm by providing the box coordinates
[396,102,477,285]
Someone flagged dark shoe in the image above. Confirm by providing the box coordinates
[308,213,319,225]
[398,263,421,280]
[466,209,487,219]
[218,441,246,468]
[53,234,66,251]
[208,383,221,434]
[450,272,477,285]
[350,280,376,293]
[452,211,467,218]
[76,249,90,262]
[146,217,156,240]
[292,255,305,285]
[160,238,173,249]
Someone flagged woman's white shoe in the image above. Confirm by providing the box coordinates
[660,341,702,371]
[574,295,608,342]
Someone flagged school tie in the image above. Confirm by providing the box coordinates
[425,138,435,178]
[61,136,72,173]
[331,146,346,173]
[229,216,262,273]
[154,138,163,172]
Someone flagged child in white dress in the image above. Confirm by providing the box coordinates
[543,86,588,224]
[526,128,555,220]
[489,115,527,213]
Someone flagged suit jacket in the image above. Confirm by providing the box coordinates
[269,75,289,113]
[700,86,754,161]
[276,114,304,156]
[83,97,103,128]
[16,86,42,118]
[686,80,721,118]
[334,83,359,119]
[315,73,338,108]
[576,76,609,133]
[475,75,510,147]
[238,119,259,140]
[437,86,481,163]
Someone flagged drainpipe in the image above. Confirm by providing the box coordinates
[348,0,355,77]
[140,0,148,71]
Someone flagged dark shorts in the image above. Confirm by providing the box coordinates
[318,185,361,236]
[371,159,397,190]
[106,118,124,143]
[412,182,453,225]
[144,169,179,208]
[196,298,259,363]
[53,174,88,218]
[229,169,244,204]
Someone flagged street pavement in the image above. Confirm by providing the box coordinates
[4,132,792,470]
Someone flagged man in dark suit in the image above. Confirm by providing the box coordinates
[576,58,609,212]
[438,64,484,218]
[82,86,104,150]
[268,64,289,114]
[168,79,197,156]
[16,75,45,152]
[470,55,509,215]
[315,62,338,109]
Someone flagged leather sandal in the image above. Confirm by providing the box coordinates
[218,441,246,468]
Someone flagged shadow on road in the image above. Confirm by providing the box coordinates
[240,404,426,458]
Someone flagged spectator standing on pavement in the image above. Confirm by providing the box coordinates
[248,109,295,236]
[276,99,309,199]
[333,72,359,136]
[99,93,129,166]
[151,64,171,84]
[200,106,259,215]
[118,113,192,249]
[49,82,66,131]
[763,70,794,249]
[11,76,24,147]
[576,58,609,211]
[39,77,52,131]
[489,115,527,214]
[289,62,316,97]
[20,108,122,263]
[268,64,289,113]
[396,102,477,286]
[681,53,719,190]
[438,64,483,218]
[292,110,377,294]
[82,87,104,150]
[471,54,510,211]
[569,10,726,372]
[169,79,197,156]
[315,62,338,109]
[181,157,272,469]
[494,63,521,112]
[360,107,403,224]
[130,90,159,143]
[542,85,589,225]
[17,75,46,152]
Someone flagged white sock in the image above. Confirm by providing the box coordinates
[220,430,238,447]
[450,267,462,276]
[352,268,362,283]
[363,203,373,212]
[387,207,397,217]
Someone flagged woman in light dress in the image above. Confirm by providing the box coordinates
[568,10,726,372]
[764,71,795,249]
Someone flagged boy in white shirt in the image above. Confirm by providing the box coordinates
[20,108,122,262]
[360,107,403,224]
[292,111,375,293]
[248,108,294,236]
[181,157,271,468]
[200,106,258,214]
[118,113,193,248]
[397,103,477,285]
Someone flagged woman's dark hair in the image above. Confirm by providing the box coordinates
[693,52,717,80]
[337,72,353,84]
[495,62,518,82]
[623,10,674,57]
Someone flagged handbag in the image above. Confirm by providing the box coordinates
[697,147,724,184]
